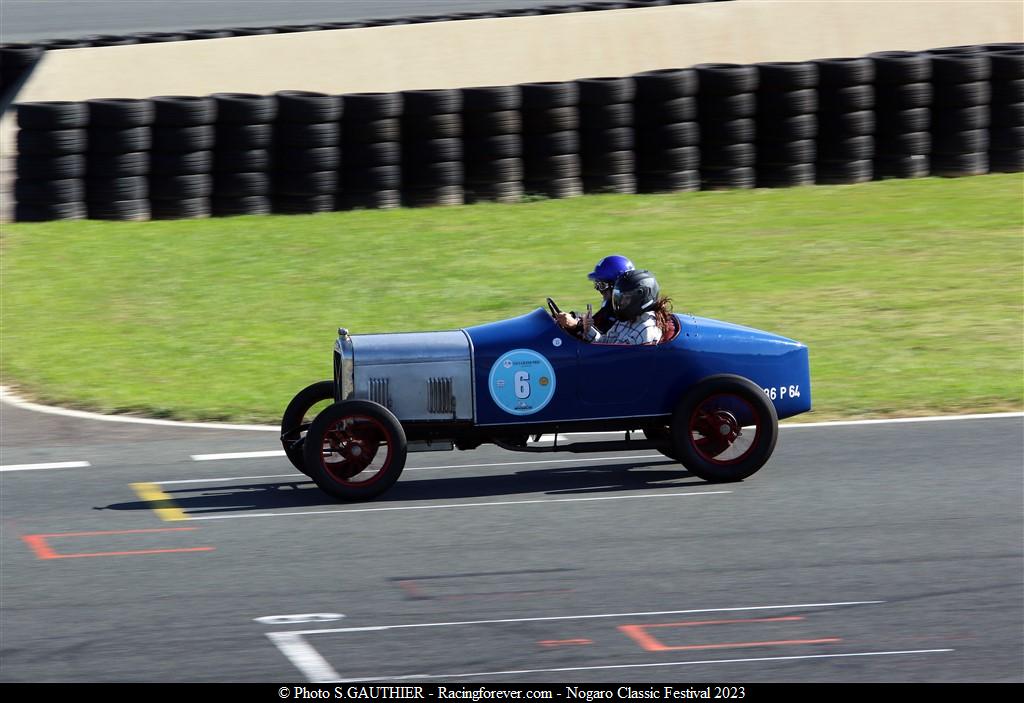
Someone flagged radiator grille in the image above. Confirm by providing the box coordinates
[427,377,454,414]
[368,377,390,408]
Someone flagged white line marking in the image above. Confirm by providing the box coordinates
[3,385,1020,432]
[0,461,91,472]
[333,649,955,682]
[267,632,342,683]
[191,450,285,461]
[280,600,886,636]
[185,490,730,520]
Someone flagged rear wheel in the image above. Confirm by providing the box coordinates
[303,400,407,501]
[671,375,778,482]
[280,380,335,475]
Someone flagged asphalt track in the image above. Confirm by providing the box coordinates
[1,1,556,41]
[1,394,1021,683]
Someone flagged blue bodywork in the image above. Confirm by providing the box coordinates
[465,308,811,426]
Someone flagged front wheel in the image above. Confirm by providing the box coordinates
[280,380,335,475]
[671,375,778,482]
[303,400,407,501]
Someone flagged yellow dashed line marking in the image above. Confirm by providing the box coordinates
[131,482,188,522]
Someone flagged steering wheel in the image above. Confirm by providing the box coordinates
[546,297,562,318]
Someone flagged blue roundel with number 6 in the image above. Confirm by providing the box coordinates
[488,349,557,416]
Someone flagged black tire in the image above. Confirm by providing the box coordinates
[402,89,462,115]
[16,153,86,179]
[212,195,272,216]
[17,101,89,130]
[932,129,989,154]
[579,103,634,130]
[874,107,929,134]
[214,171,271,197]
[876,130,931,154]
[870,51,932,84]
[523,131,579,157]
[816,159,874,184]
[874,154,930,179]
[272,193,337,214]
[756,139,815,165]
[465,157,523,182]
[345,141,401,166]
[401,185,465,207]
[581,149,635,175]
[819,84,874,111]
[755,61,819,90]
[814,57,875,86]
[213,148,272,172]
[700,118,755,143]
[635,97,697,124]
[342,92,403,120]
[521,81,579,109]
[150,174,214,199]
[637,121,699,148]
[281,381,337,474]
[759,88,818,116]
[152,125,215,151]
[86,176,148,200]
[669,375,778,482]
[14,178,84,203]
[931,151,989,176]
[277,122,341,148]
[346,164,402,189]
[342,189,401,210]
[402,113,462,139]
[464,181,524,203]
[818,110,876,137]
[212,93,277,123]
[637,145,699,172]
[215,123,274,149]
[990,52,1024,81]
[86,98,154,127]
[756,113,817,141]
[991,125,1024,149]
[757,162,816,187]
[344,118,402,142]
[152,96,218,126]
[633,68,698,100]
[818,135,875,160]
[462,85,521,112]
[933,105,990,131]
[578,76,636,104]
[86,150,150,177]
[582,173,636,194]
[17,128,87,155]
[990,148,1024,172]
[637,169,701,193]
[405,137,463,162]
[581,126,634,151]
[700,166,756,190]
[523,107,579,132]
[275,91,343,123]
[877,82,933,109]
[403,160,464,186]
[933,81,992,108]
[522,177,584,199]
[694,63,759,94]
[86,198,150,220]
[463,110,523,136]
[151,197,211,220]
[87,127,151,153]
[930,53,991,83]
[277,146,341,172]
[699,92,757,120]
[15,201,87,221]
[525,153,581,179]
[703,141,756,168]
[465,134,522,159]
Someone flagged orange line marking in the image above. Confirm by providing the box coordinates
[619,616,840,653]
[21,527,213,561]
[539,639,594,647]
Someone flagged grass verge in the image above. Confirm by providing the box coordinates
[2,174,1022,423]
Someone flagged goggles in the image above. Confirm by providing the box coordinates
[593,281,613,292]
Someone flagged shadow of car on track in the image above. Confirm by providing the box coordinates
[100,458,708,516]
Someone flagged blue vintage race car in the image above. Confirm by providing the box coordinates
[282,300,811,501]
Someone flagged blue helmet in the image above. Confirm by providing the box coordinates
[587,255,635,283]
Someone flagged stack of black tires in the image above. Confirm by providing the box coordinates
[871,51,932,179]
[1,44,43,98]
[85,98,153,220]
[815,58,876,184]
[211,93,276,216]
[929,49,991,177]
[340,92,402,209]
[273,91,343,214]
[578,77,637,194]
[461,85,524,203]
[755,61,818,187]
[14,101,88,221]
[401,89,464,207]
[633,68,700,193]
[986,48,1023,173]
[521,81,583,198]
[697,63,758,189]
[149,96,216,219]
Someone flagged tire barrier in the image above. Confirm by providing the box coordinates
[633,68,700,193]
[11,41,1024,221]
[697,63,758,189]
[755,61,819,187]
[928,49,992,177]
[814,58,874,184]
[462,85,524,203]
[401,89,464,207]
[578,77,637,194]
[211,93,276,216]
[150,96,216,219]
[871,51,933,179]
[521,81,583,199]
[341,92,402,210]
[85,98,153,220]
[14,101,88,221]
[273,91,343,214]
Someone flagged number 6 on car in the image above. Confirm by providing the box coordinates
[281,302,812,501]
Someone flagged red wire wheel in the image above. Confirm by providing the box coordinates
[303,400,407,501]
[280,380,335,475]
[671,375,779,482]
